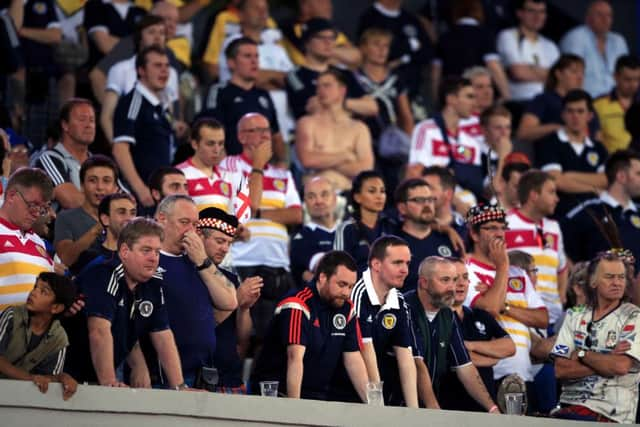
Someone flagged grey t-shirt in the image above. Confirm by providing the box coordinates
[54,207,97,246]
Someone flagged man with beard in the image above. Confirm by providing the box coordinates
[438,258,515,412]
[395,178,459,292]
[333,236,424,407]
[251,251,369,401]
[464,204,548,411]
[54,156,119,269]
[198,207,262,392]
[405,256,500,412]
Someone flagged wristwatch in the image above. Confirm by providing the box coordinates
[500,302,511,315]
[577,349,587,360]
[196,258,213,271]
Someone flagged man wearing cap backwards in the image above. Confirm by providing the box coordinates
[285,17,377,121]
[154,195,238,387]
[198,207,263,393]
[463,203,548,412]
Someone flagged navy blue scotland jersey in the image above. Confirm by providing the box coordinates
[251,283,361,400]
[81,257,169,370]
[290,223,335,287]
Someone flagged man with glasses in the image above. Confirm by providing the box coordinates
[219,112,302,348]
[394,178,459,292]
[551,252,640,423]
[0,168,55,309]
[464,203,548,412]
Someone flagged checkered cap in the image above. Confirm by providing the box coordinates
[466,203,507,226]
[197,207,238,237]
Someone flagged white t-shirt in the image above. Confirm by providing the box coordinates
[106,55,179,103]
[551,303,640,423]
[496,28,559,101]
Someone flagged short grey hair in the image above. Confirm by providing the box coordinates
[155,194,195,217]
[462,65,491,81]
[418,256,453,280]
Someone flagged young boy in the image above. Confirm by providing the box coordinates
[0,272,78,400]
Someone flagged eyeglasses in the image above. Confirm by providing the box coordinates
[406,196,436,205]
[479,225,508,232]
[527,267,539,274]
[15,190,51,216]
[241,127,270,135]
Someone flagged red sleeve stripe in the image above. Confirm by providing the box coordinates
[355,319,363,352]
[289,309,302,344]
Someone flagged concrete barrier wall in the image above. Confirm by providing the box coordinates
[0,379,595,427]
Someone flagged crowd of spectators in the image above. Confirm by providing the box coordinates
[2,0,640,423]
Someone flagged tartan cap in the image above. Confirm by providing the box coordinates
[197,207,238,237]
[466,203,507,226]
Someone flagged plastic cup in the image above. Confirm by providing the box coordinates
[259,381,279,397]
[366,381,384,406]
[504,392,524,415]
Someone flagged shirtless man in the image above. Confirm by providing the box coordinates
[295,69,374,191]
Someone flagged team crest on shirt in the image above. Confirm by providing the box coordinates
[273,179,285,191]
[631,215,640,228]
[586,151,600,167]
[138,300,154,317]
[333,313,346,330]
[382,313,397,330]
[220,182,230,197]
[508,277,524,292]
[544,233,556,249]
[36,244,48,258]
[474,321,487,335]
[605,330,617,348]
[437,245,452,257]
[33,1,47,14]
[258,96,269,109]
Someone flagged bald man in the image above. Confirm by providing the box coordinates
[219,113,303,342]
[291,176,338,285]
[560,0,629,97]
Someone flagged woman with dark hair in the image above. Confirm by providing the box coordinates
[333,170,396,273]
[517,54,600,143]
